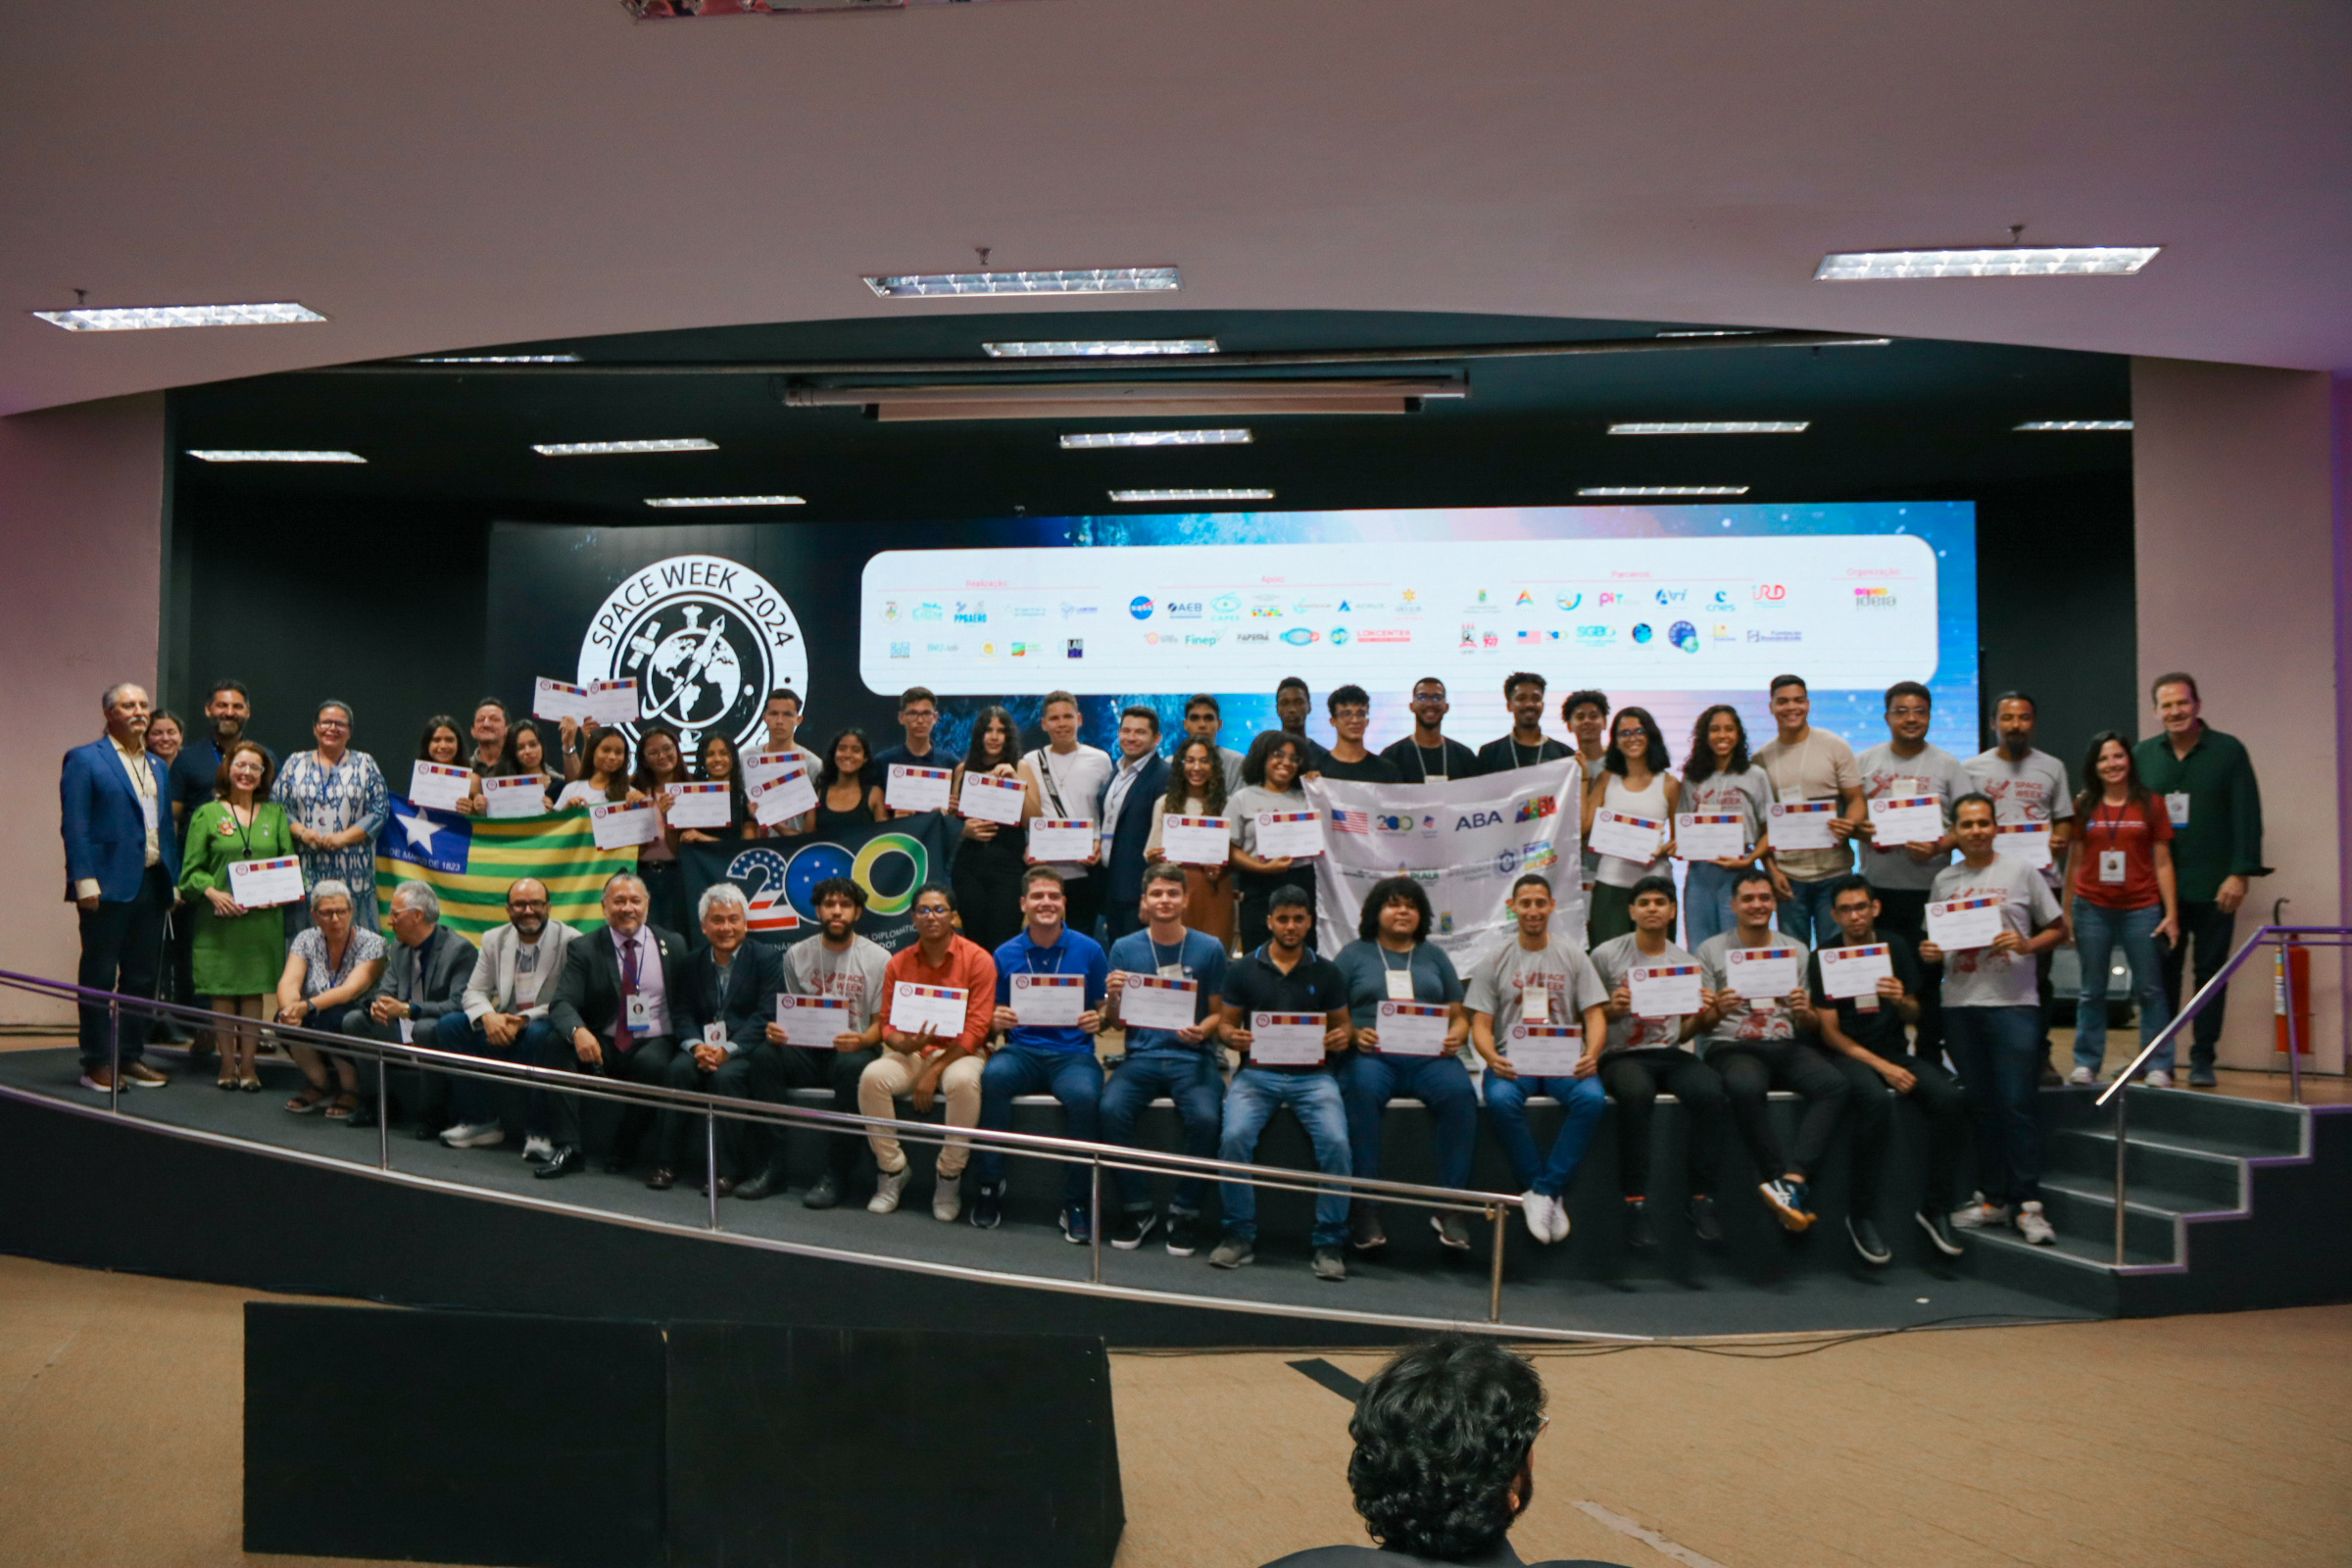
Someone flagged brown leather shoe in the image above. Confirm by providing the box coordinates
[700,1175,738,1199]
[121,1061,170,1088]
[646,1167,677,1191]
[78,1066,119,1093]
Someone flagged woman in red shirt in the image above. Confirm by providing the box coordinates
[2064,732,2181,1086]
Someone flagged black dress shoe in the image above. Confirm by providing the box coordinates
[533,1146,584,1179]
[705,1175,738,1199]
[345,1102,379,1130]
[647,1167,677,1191]
[733,1168,780,1201]
[802,1171,842,1209]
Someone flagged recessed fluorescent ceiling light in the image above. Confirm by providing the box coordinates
[410,353,582,364]
[644,495,806,508]
[864,267,1180,298]
[33,301,326,331]
[986,338,1216,358]
[532,438,717,456]
[185,449,365,464]
[1655,328,1770,338]
[1061,429,1252,449]
[2015,419,2133,431]
[1579,485,1750,497]
[1108,488,1274,504]
[1815,246,2159,280]
[1609,421,1809,436]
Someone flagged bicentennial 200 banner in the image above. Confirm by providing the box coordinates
[1304,764,1586,964]
[677,811,956,956]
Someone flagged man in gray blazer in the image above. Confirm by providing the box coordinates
[433,876,580,1154]
[341,878,474,1133]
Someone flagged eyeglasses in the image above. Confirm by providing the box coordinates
[911,906,954,919]
[316,718,350,730]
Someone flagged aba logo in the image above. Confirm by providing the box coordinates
[578,554,807,756]
[1456,809,1504,830]
[721,833,930,936]
[1514,795,1558,822]
[1129,596,1154,619]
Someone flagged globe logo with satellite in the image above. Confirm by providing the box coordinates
[577,554,809,756]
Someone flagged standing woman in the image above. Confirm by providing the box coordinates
[178,740,298,1090]
[2065,732,2181,1086]
[951,705,1028,953]
[815,727,886,835]
[146,710,200,1045]
[1228,730,1315,951]
[680,732,749,843]
[1583,706,1681,946]
[274,880,388,1119]
[632,723,694,937]
[1678,704,1772,951]
[1146,736,1236,949]
[273,700,390,932]
[147,712,187,822]
[555,725,641,809]
[416,713,485,815]
[499,719,564,809]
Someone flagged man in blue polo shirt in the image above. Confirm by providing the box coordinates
[974,865,1111,1240]
[1101,862,1230,1255]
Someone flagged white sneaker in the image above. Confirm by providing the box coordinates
[931,1172,963,1223]
[521,1134,555,1163]
[1951,1200,2011,1230]
[868,1165,909,1214]
[2015,1200,2057,1246]
[2066,1065,2096,1086]
[441,1120,506,1149]
[1547,1197,1572,1244]
[2143,1070,2174,1089]
[1520,1191,1553,1245]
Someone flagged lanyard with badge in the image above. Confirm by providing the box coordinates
[1380,946,1419,1002]
[2093,802,2134,885]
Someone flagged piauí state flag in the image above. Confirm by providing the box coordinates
[375,797,636,945]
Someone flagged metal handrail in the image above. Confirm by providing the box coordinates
[2089,924,2345,1263]
[0,966,1529,1322]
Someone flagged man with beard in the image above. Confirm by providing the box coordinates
[737,877,891,1204]
[435,877,580,1154]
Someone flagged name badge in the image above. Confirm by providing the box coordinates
[1385,969,1417,1001]
[1521,987,1550,1024]
[704,1021,727,1047]
[398,1018,414,1045]
[2165,792,2190,827]
[625,994,655,1030]
[140,794,159,835]
[1778,787,1810,806]
[1157,963,1187,980]
[2099,850,2128,884]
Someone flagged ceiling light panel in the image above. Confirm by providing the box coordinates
[1608,421,1809,436]
[410,354,582,364]
[1815,246,2159,280]
[532,438,717,456]
[1060,429,1253,449]
[644,495,807,508]
[1578,485,1750,497]
[1108,488,1274,504]
[185,449,365,464]
[2015,419,2132,431]
[985,339,1216,358]
[34,302,326,331]
[863,268,1180,298]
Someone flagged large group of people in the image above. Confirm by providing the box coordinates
[60,663,2267,1274]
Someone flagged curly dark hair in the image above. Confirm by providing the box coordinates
[1681,703,1751,784]
[1357,874,1433,945]
[1348,1335,1546,1560]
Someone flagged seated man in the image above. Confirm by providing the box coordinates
[1466,874,1610,1247]
[737,876,889,1205]
[977,866,1110,1239]
[661,883,786,1195]
[859,883,996,1220]
[1263,1334,1629,1568]
[340,878,472,1133]
[433,876,580,1154]
[536,872,687,1179]
[1692,868,1848,1232]
[1100,862,1229,1255]
[1809,874,1970,1264]
[1212,886,1355,1281]
[1588,875,1728,1248]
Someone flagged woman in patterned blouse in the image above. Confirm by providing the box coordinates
[272,700,390,931]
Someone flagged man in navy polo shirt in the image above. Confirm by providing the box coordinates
[973,865,1111,1240]
[1213,886,1356,1281]
[1101,862,1230,1256]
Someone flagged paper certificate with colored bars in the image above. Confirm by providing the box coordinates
[957,771,1026,825]
[1926,895,2004,951]
[1994,822,2053,869]
[1768,799,1837,851]
[1589,808,1663,863]
[480,773,548,819]
[777,994,852,1048]
[1673,812,1744,861]
[1504,1022,1585,1076]
[585,679,640,726]
[1118,973,1200,1032]
[1819,943,1895,1002]
[532,677,593,722]
[1253,809,1324,859]
[1010,971,1087,1026]
[891,981,968,1039]
[589,800,661,850]
[664,781,732,829]
[749,766,817,826]
[1249,1011,1327,1066]
[409,760,474,811]
[227,856,305,908]
[1724,945,1802,1002]
[886,764,954,812]
[1868,794,1944,848]
[1159,814,1230,866]
[1628,962,1704,1017]
[1374,1000,1449,1056]
[1025,819,1096,861]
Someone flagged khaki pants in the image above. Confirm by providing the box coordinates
[858,1050,984,1178]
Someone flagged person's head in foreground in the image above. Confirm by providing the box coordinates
[1267,1335,1625,1567]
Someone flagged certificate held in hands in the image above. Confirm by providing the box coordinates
[1674,813,1745,861]
[1628,962,1704,1016]
[957,771,1027,826]
[1159,815,1230,866]
[665,781,733,829]
[585,679,640,726]
[1768,799,1837,851]
[589,800,661,850]
[1868,795,1944,848]
[1254,809,1324,859]
[1249,1011,1327,1066]
[1819,943,1895,1002]
[891,981,967,1039]
[1589,808,1663,862]
[227,856,306,908]
[1506,1023,1585,1076]
[1994,822,2053,869]
[409,760,474,811]
[1725,946,1801,1002]
[1118,973,1200,1032]
[1375,1000,1448,1056]
[1010,971,1087,1026]
[1026,819,1096,861]
[750,766,816,826]
[887,764,954,812]
[480,773,547,819]
[777,994,852,1048]
[532,677,593,722]
[1926,895,2004,951]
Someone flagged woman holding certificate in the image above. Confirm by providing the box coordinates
[631,724,695,938]
[1228,730,1316,952]
[814,727,887,833]
[554,726,644,809]
[951,707,1028,954]
[178,740,298,1091]
[1677,705,1771,951]
[1145,736,1236,948]
[674,732,748,842]
[416,713,483,813]
[2062,733,2180,1087]
[1583,707,1681,945]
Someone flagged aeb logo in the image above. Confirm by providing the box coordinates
[1164,600,1203,618]
[1129,596,1154,619]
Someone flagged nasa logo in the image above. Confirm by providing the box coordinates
[577,553,807,755]
[1129,596,1154,619]
[1456,809,1504,830]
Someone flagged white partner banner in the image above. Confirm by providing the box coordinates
[1302,763,1585,966]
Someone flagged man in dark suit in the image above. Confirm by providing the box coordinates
[1098,705,1172,943]
[60,682,181,1093]
[339,878,476,1134]
[662,882,784,1195]
[536,872,686,1180]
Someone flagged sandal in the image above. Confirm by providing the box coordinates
[324,1093,361,1121]
[240,1075,262,1093]
[217,1074,238,1091]
[284,1085,331,1115]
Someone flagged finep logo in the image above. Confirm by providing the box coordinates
[1129,596,1154,619]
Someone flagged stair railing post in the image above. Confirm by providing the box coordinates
[2282,933,2304,1105]
[2112,1086,2131,1265]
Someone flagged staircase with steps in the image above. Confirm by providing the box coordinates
[1964,1084,2352,1315]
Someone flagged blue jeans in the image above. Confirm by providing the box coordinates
[1100,1050,1227,1214]
[1944,1004,2042,1206]
[2072,899,2175,1075]
[1482,1071,1607,1199]
[433,1011,556,1134]
[976,1045,1103,1210]
[1683,861,1740,952]
[1778,875,1842,951]
[1337,1050,1478,1193]
[1218,1068,1352,1248]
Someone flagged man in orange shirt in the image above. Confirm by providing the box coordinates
[858,883,999,1222]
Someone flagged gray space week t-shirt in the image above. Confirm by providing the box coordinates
[1929,856,2062,1010]
[780,933,892,1034]
[1695,931,1813,1049]
[1463,932,1608,1040]
[1588,932,1700,1054]
[1854,741,1976,892]
[1966,747,2075,889]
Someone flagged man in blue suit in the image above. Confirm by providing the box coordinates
[1098,706,1172,943]
[60,682,181,1092]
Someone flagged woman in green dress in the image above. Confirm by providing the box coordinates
[179,740,297,1091]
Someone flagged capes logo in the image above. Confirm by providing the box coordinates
[1211,593,1242,614]
[1129,596,1154,619]
[1514,796,1557,822]
[1281,627,1319,646]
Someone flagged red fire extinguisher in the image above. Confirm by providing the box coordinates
[2274,899,2312,1054]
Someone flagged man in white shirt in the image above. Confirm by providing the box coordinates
[435,876,580,1153]
[1020,690,1113,939]
[740,876,891,1206]
[756,686,826,836]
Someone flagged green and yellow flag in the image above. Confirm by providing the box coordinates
[374,798,634,944]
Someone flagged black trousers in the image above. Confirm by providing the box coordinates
[1709,1038,1848,1182]
[75,863,172,1067]
[1866,888,1944,1054]
[952,836,1026,955]
[336,1009,455,1127]
[1600,1049,1726,1197]
[1061,873,1107,945]
[2159,900,2237,1068]
[1826,1049,1967,1216]
[542,1031,678,1157]
[661,1046,760,1174]
[745,1041,879,1184]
